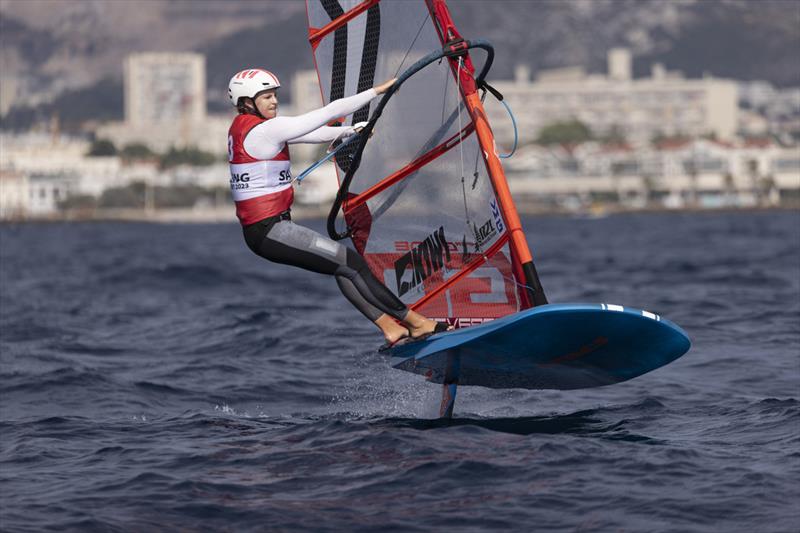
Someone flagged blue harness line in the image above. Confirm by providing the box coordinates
[478,81,517,160]
[497,97,517,159]
[293,132,362,184]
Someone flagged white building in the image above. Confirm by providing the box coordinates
[738,81,800,141]
[0,133,135,195]
[505,138,800,209]
[0,133,156,216]
[25,172,81,215]
[487,49,739,146]
[0,77,21,117]
[125,53,206,126]
[96,114,231,155]
[0,170,28,219]
[96,52,231,154]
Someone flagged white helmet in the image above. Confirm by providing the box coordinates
[228,69,281,106]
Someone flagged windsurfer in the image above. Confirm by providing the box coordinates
[227,69,447,345]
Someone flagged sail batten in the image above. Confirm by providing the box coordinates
[309,0,380,45]
[343,122,475,210]
[410,232,511,313]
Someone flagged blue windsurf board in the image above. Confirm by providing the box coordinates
[384,303,690,390]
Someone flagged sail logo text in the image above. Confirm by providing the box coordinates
[394,241,460,252]
[491,199,505,233]
[393,226,451,297]
[473,218,497,249]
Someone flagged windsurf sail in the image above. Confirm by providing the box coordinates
[305,0,547,328]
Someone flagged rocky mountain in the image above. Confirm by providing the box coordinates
[0,0,305,128]
[1,0,797,131]
[453,0,799,85]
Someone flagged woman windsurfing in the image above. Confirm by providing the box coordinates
[227,68,447,346]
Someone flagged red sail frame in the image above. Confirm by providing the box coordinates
[407,0,537,310]
[305,0,544,318]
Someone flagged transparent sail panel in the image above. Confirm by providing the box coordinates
[306,0,524,322]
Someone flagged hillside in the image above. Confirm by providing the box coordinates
[1,0,797,131]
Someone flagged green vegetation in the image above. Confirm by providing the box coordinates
[151,184,217,208]
[120,143,156,160]
[57,194,97,210]
[79,182,229,209]
[99,181,146,208]
[87,138,117,156]
[598,124,627,144]
[536,120,592,145]
[87,140,220,168]
[159,147,217,169]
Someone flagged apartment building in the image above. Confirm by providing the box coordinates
[487,49,738,146]
[505,138,800,208]
[97,52,231,154]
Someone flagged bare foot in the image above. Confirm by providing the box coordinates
[375,314,410,344]
[384,328,409,344]
[408,319,439,339]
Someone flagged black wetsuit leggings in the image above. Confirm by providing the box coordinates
[243,211,408,322]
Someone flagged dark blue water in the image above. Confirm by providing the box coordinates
[1,211,798,532]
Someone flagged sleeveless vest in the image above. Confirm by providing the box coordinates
[228,114,293,225]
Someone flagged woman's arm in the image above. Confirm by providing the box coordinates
[244,89,378,158]
[287,125,355,144]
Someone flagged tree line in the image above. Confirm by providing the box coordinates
[59,182,230,210]
[87,139,223,169]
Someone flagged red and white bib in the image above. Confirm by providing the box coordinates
[228,114,294,225]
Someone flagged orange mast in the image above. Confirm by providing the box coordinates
[428,0,548,307]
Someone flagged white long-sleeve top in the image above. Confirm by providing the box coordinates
[243,88,378,160]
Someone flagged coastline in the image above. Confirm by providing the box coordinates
[2,202,797,224]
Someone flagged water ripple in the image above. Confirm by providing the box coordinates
[1,213,798,531]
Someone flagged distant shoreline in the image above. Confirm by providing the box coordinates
[2,203,797,225]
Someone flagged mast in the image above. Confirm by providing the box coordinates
[426,0,548,308]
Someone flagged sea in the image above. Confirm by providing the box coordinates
[1,210,798,532]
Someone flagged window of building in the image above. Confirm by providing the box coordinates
[611,161,639,176]
[772,158,800,172]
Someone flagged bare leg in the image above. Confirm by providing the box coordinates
[375,314,410,344]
